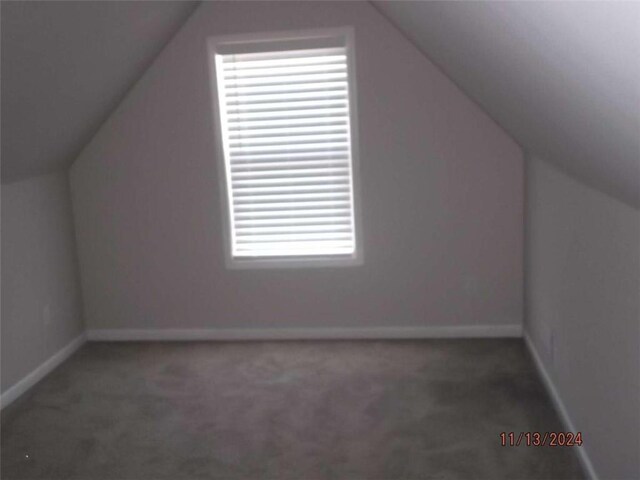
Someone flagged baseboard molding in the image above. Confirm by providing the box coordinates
[86,324,522,341]
[524,333,598,480]
[1,333,87,410]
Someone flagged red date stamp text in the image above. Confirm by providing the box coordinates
[500,432,583,447]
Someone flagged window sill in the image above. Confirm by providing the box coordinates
[225,254,363,270]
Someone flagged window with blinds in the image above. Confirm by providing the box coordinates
[209,29,361,268]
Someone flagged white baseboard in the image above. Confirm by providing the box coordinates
[86,324,522,341]
[1,333,87,410]
[524,333,598,480]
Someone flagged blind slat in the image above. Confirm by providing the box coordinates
[233,206,351,220]
[234,201,350,211]
[232,176,350,188]
[232,160,349,172]
[224,72,347,88]
[235,216,351,226]
[227,107,348,121]
[237,225,352,235]
[228,117,347,130]
[230,151,349,163]
[224,63,347,79]
[229,142,349,155]
[233,192,350,203]
[222,47,346,63]
[233,184,349,195]
[232,167,349,179]
[226,99,347,113]
[226,81,347,96]
[229,125,348,139]
[235,232,353,242]
[223,54,346,70]
[230,132,348,145]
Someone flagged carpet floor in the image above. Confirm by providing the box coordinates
[1,339,584,480]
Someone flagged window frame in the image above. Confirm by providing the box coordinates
[207,27,363,270]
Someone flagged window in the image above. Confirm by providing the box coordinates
[208,28,362,268]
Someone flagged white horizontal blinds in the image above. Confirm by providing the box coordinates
[218,45,356,258]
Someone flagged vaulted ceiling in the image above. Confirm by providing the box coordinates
[373,1,640,208]
[1,0,198,183]
[3,1,638,208]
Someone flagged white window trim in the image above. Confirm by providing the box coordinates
[207,27,363,269]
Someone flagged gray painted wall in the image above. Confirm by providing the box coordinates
[525,156,639,480]
[70,1,523,333]
[1,173,84,392]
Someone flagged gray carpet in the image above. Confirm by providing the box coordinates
[1,339,584,480]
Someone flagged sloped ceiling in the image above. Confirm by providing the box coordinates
[373,1,640,208]
[3,1,638,207]
[1,0,198,183]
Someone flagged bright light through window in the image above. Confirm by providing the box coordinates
[209,29,361,268]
